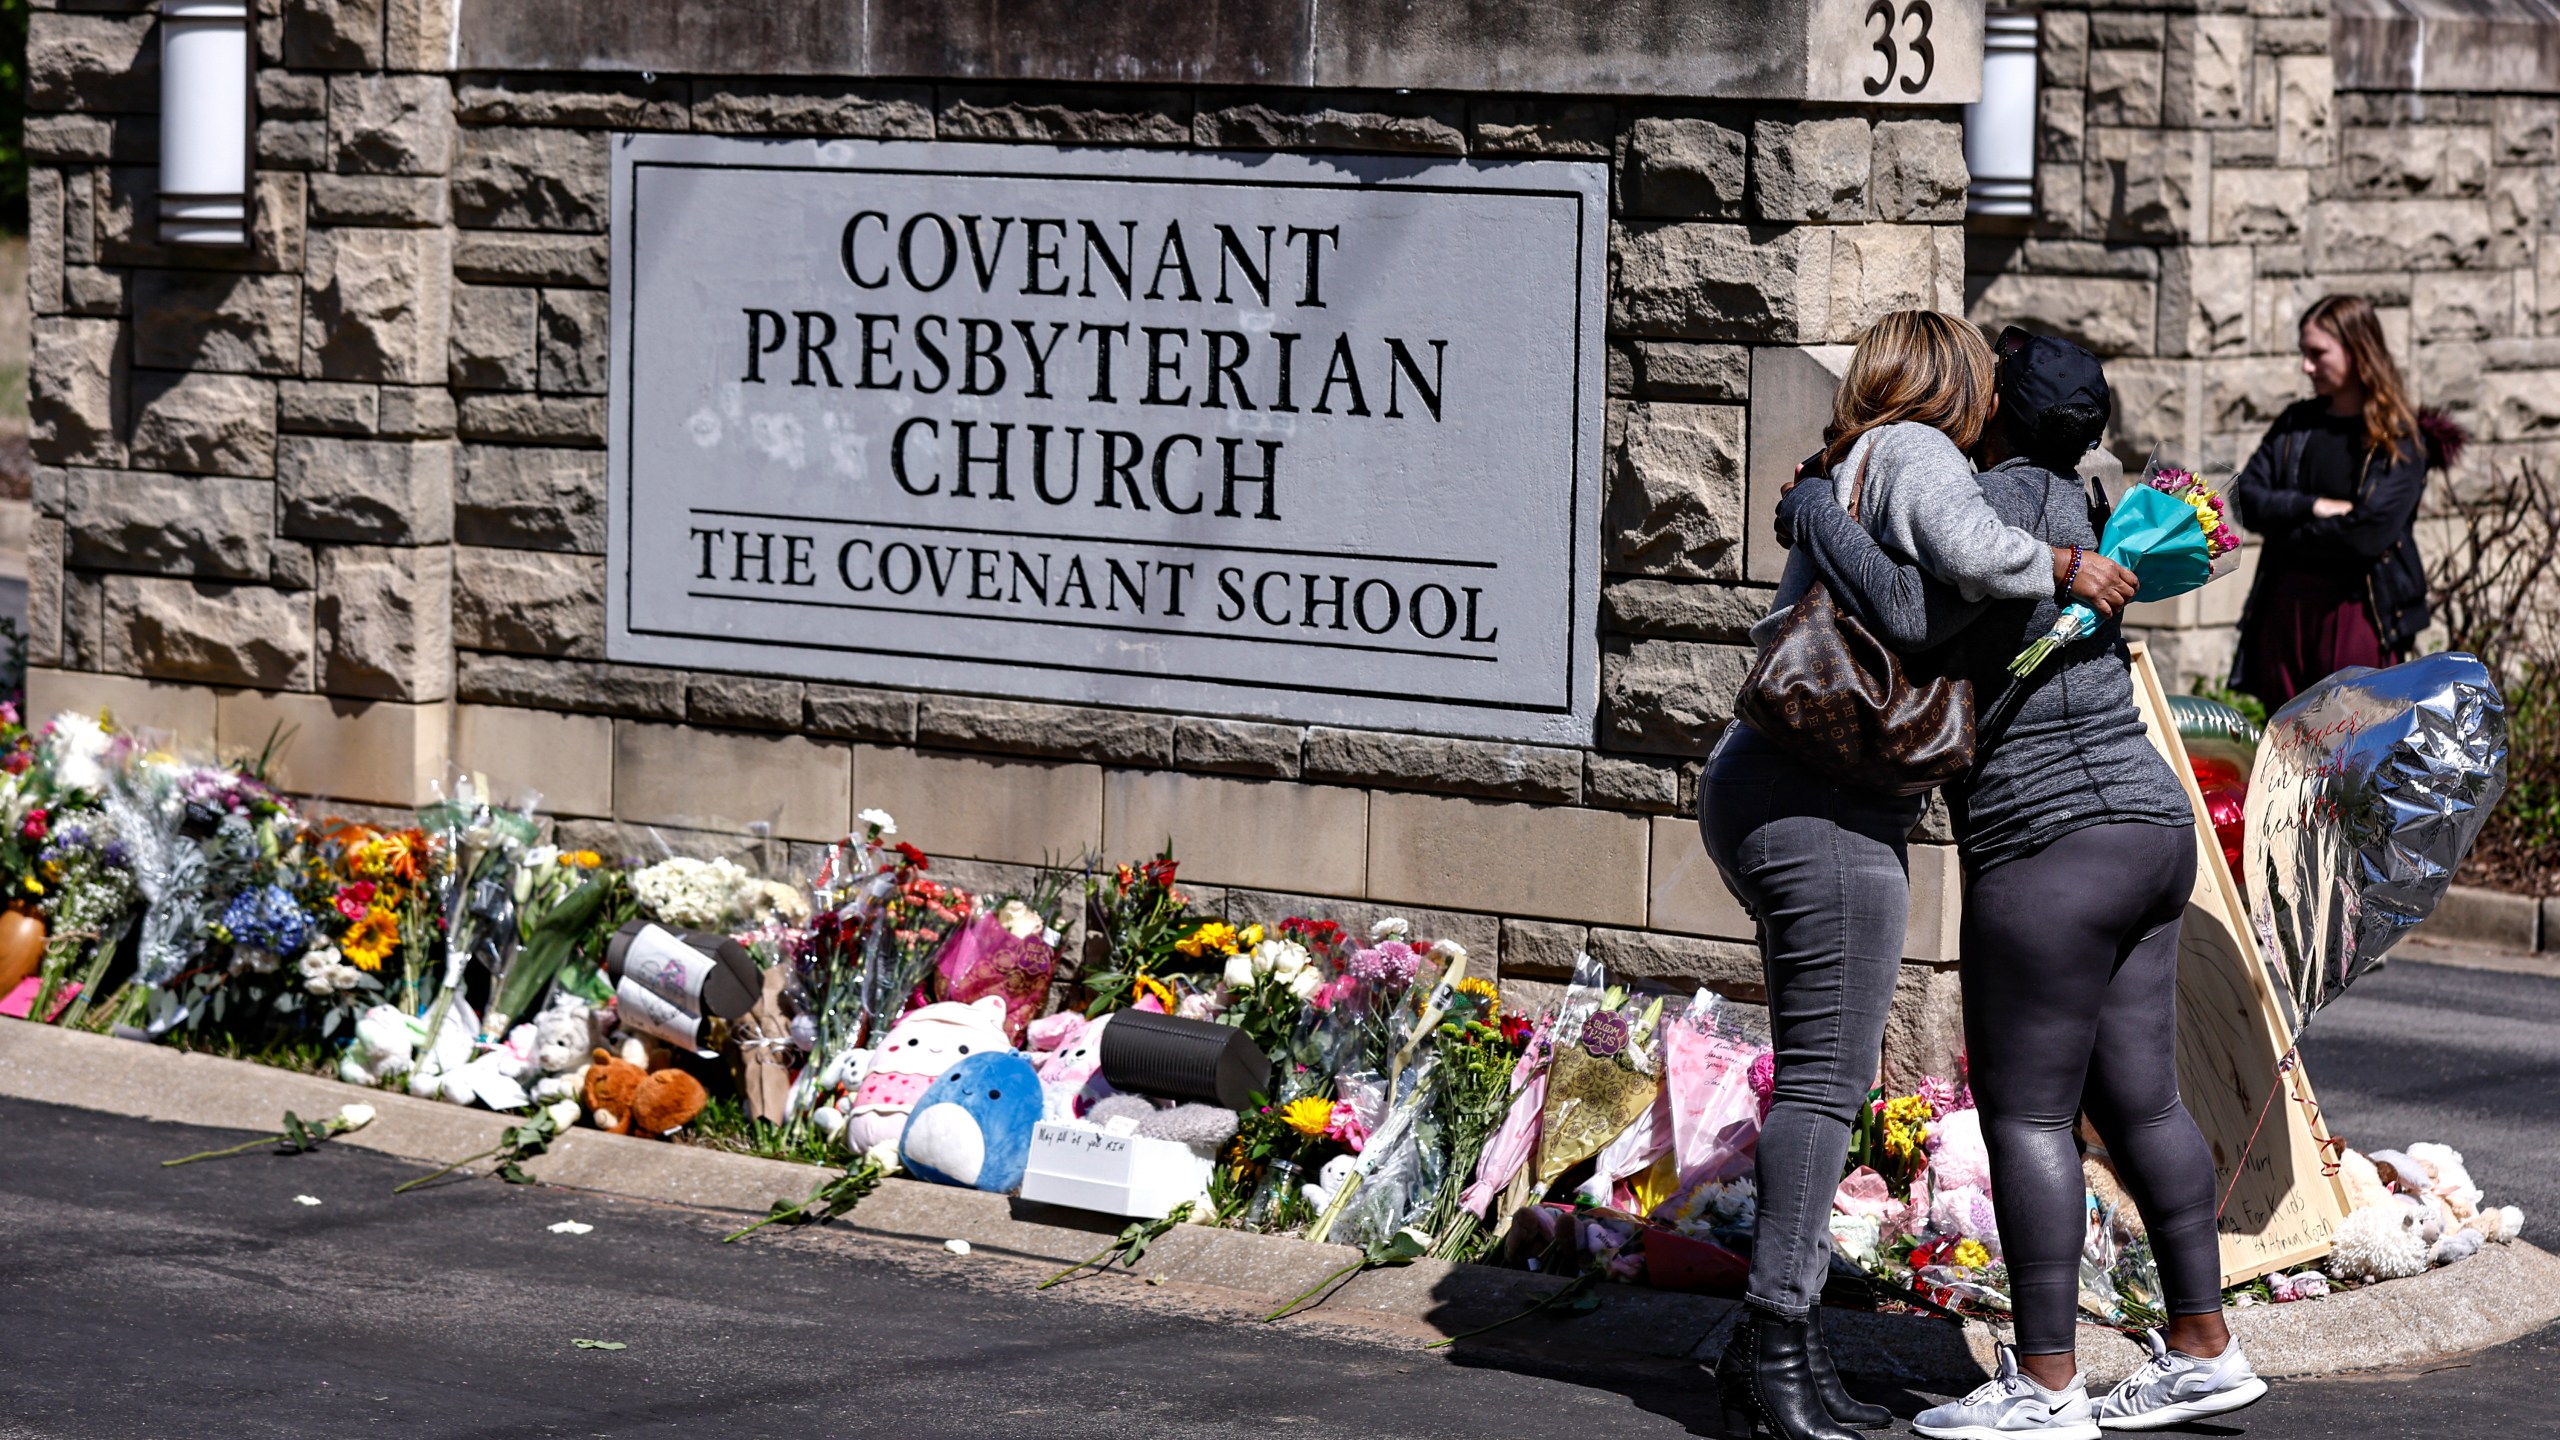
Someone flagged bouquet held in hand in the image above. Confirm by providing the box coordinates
[2010,447,2243,675]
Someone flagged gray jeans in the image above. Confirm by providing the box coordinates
[1698,722,1923,1319]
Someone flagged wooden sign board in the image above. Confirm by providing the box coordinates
[2126,643,2354,1285]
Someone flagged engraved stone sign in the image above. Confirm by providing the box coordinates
[608,135,1607,742]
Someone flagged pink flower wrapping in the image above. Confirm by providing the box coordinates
[930,914,1058,1044]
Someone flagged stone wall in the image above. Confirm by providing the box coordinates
[1971,0,2560,685]
[20,0,1984,1081]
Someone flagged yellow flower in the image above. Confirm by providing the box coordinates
[1174,921,1240,958]
[1238,923,1264,948]
[1133,974,1177,1013]
[1457,976,1500,1007]
[340,907,400,972]
[1949,1238,1991,1270]
[1280,1096,1333,1138]
[563,850,604,869]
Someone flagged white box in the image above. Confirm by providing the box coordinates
[1017,1120,1213,1220]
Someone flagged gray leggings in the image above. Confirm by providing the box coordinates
[1961,821,2224,1355]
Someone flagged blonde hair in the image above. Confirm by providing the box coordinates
[1821,311,1999,472]
[2301,294,2417,461]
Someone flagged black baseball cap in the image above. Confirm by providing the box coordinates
[1993,326,2112,451]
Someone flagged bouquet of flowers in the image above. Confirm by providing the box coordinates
[1076,850,1206,1015]
[2010,446,2244,675]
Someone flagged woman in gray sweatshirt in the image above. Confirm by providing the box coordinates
[1702,312,2137,1440]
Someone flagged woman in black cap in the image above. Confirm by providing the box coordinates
[2229,294,2430,708]
[1779,329,2263,1437]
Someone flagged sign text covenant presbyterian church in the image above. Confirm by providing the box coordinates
[608,137,1607,742]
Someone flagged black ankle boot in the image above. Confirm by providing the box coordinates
[1713,1311,1862,1440]
[1804,1307,1891,1430]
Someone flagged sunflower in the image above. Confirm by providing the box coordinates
[1133,974,1177,1013]
[1456,976,1501,1007]
[339,907,401,972]
[350,830,425,886]
[1280,1096,1334,1139]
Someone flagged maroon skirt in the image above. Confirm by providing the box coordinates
[2246,565,2389,709]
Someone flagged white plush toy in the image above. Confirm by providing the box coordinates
[1302,1152,1360,1214]
[2404,1143,2485,1222]
[339,1005,422,1087]
[2327,1202,2433,1283]
[527,995,601,1105]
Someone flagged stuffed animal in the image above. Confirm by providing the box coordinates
[1924,1108,1992,1192]
[845,996,1012,1150]
[2336,1148,2392,1214]
[528,995,601,1105]
[2327,1202,2433,1283]
[1034,1011,1119,1121]
[339,1005,422,1087]
[580,1046,710,1138]
[2403,1142,2484,1222]
[1084,1093,1241,1151]
[1302,1152,1360,1213]
[900,1051,1045,1193]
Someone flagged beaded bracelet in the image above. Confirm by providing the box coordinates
[2062,545,2084,595]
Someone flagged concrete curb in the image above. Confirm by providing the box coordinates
[2421,884,2553,953]
[6,1020,2556,1387]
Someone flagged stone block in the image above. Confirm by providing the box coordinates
[257,119,330,170]
[614,722,851,842]
[1584,754,1688,815]
[936,87,1192,147]
[2200,356,2306,438]
[328,74,456,175]
[2414,272,2512,343]
[29,316,127,467]
[1367,790,1648,926]
[455,232,609,288]
[455,704,615,819]
[2212,127,2276,168]
[26,518,62,666]
[538,289,609,395]
[1601,637,1753,758]
[283,0,386,70]
[2495,96,2560,165]
[1880,964,1965,1092]
[456,652,687,720]
[1742,342,1853,583]
[1499,917,1589,978]
[457,393,606,445]
[451,126,609,232]
[1824,224,1949,342]
[2276,55,2332,169]
[64,469,273,580]
[2040,10,2088,88]
[1606,400,1744,578]
[456,444,605,552]
[28,168,62,317]
[1623,117,1746,219]
[452,545,603,657]
[278,436,454,544]
[1870,120,1968,222]
[1195,93,1465,155]
[378,386,457,439]
[1172,716,1303,778]
[1647,813,1749,939]
[260,71,328,121]
[1586,928,1761,993]
[2036,157,2085,233]
[2312,200,2491,273]
[303,225,454,384]
[131,271,303,375]
[1303,727,1581,804]
[1630,342,1747,403]
[102,576,314,690]
[224,691,452,808]
[310,174,452,227]
[1904,843,1963,961]
[2088,13,2163,50]
[2162,15,2250,129]
[2159,245,2253,358]
[2088,126,2209,243]
[271,540,317,592]
[1102,770,1368,898]
[688,675,804,732]
[25,668,219,749]
[60,570,105,671]
[384,0,456,71]
[2481,371,2560,442]
[317,543,452,700]
[448,284,538,390]
[1470,99,1615,158]
[455,75,692,129]
[127,371,278,477]
[2341,126,2491,198]
[855,745,1103,863]
[1611,222,1824,343]
[2210,166,2308,244]
[28,12,155,112]
[2085,49,2162,127]
[2039,85,2085,164]
[2102,358,2199,473]
[1966,271,2156,356]
[278,380,378,435]
[1600,578,1763,641]
[25,115,124,165]
[914,695,1172,767]
[803,684,916,742]
[690,82,935,138]
[1749,117,1871,223]
[63,264,124,318]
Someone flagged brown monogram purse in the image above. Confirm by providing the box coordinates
[1734,450,1977,796]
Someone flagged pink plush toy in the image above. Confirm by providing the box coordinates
[1033,1011,1120,1121]
[1925,1106,1993,1191]
[843,996,1012,1151]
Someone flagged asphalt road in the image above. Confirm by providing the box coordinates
[1,954,2554,1439]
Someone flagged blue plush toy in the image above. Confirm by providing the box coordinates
[899,1050,1044,1193]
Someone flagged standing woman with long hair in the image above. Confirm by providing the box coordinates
[1701,312,2136,1440]
[2230,294,2431,708]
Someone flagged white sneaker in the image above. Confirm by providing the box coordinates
[1915,1347,2101,1439]
[2094,1328,2267,1430]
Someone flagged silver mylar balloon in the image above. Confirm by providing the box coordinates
[2242,653,2507,1035]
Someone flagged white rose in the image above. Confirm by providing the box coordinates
[327,963,365,991]
[1257,940,1311,980]
[858,808,898,836]
[1288,967,1322,999]
[1429,939,1468,964]
[995,898,1044,939]
[864,1142,903,1175]
[1369,917,1410,942]
[336,1103,377,1131]
[1222,953,1257,990]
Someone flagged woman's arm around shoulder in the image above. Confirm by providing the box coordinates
[1857,422,2055,604]
[1779,479,1987,651]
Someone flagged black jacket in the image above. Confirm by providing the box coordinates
[2229,399,2430,685]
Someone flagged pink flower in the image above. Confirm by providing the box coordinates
[1747,1050,1776,1119]
[0,702,17,726]
[1323,1101,1369,1153]
[1348,940,1418,984]
[20,808,48,841]
[1309,974,1360,1011]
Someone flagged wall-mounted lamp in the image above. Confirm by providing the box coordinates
[159,0,254,246]
[1965,13,2039,217]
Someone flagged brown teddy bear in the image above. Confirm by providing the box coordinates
[580,1046,709,1138]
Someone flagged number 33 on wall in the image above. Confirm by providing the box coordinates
[1811,0,1982,106]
